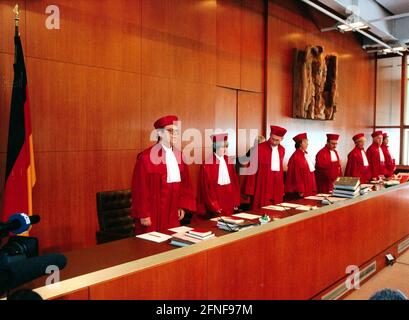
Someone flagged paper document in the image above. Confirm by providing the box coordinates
[136,232,172,243]
[325,196,348,202]
[278,202,301,208]
[317,193,331,197]
[262,205,287,211]
[304,196,325,200]
[168,226,194,233]
[233,213,262,220]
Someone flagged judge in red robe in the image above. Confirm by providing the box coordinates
[131,115,195,234]
[366,130,386,180]
[196,133,241,219]
[315,134,342,193]
[242,125,287,209]
[344,133,371,183]
[381,132,396,178]
[285,133,317,197]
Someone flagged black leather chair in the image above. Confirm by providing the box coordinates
[96,189,135,244]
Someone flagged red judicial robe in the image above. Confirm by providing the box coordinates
[381,144,395,178]
[285,148,317,197]
[196,154,240,218]
[243,141,285,209]
[131,144,195,234]
[366,143,386,179]
[315,146,342,193]
[344,147,371,183]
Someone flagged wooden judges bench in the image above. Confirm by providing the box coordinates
[17,183,409,300]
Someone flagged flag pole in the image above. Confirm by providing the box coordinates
[13,4,19,36]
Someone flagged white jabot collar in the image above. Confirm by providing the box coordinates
[162,144,181,183]
[215,153,231,185]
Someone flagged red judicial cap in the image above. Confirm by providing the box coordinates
[153,115,179,129]
[326,133,340,141]
[293,133,307,142]
[383,132,389,138]
[371,130,383,138]
[352,133,365,142]
[270,125,287,138]
[211,133,228,142]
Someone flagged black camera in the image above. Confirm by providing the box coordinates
[0,214,67,299]
[0,236,39,265]
[0,213,40,265]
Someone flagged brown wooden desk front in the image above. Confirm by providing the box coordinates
[24,183,409,300]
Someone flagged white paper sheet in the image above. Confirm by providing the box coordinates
[136,232,172,243]
[262,205,287,211]
[278,202,301,208]
[325,196,348,202]
[233,213,262,220]
[168,226,194,233]
[317,193,331,197]
[304,196,325,200]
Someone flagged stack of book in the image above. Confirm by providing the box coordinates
[216,216,259,232]
[186,229,215,240]
[332,177,360,198]
[170,229,215,247]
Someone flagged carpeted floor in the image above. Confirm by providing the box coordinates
[344,250,409,300]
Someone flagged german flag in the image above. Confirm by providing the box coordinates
[1,31,36,222]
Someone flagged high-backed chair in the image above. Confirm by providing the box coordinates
[96,189,135,244]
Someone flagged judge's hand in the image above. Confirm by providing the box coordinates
[140,217,152,227]
[178,208,185,221]
[233,207,239,212]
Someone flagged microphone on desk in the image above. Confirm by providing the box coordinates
[0,253,67,296]
[214,209,235,232]
[0,213,40,236]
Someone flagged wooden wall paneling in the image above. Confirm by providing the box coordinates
[26,58,141,152]
[207,234,266,299]
[141,0,173,78]
[237,91,263,156]
[26,0,142,72]
[240,0,264,92]
[140,75,170,148]
[0,53,14,153]
[169,80,216,138]
[89,253,208,299]
[169,0,217,85]
[262,216,324,299]
[216,0,241,89]
[30,150,137,252]
[215,86,237,156]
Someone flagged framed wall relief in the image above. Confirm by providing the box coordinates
[292,46,338,120]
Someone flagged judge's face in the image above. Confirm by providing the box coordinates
[356,138,366,149]
[216,141,229,157]
[383,137,389,146]
[269,135,282,147]
[300,139,308,151]
[373,135,383,146]
[327,140,338,151]
[159,124,179,147]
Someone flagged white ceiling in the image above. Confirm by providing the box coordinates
[375,0,409,15]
